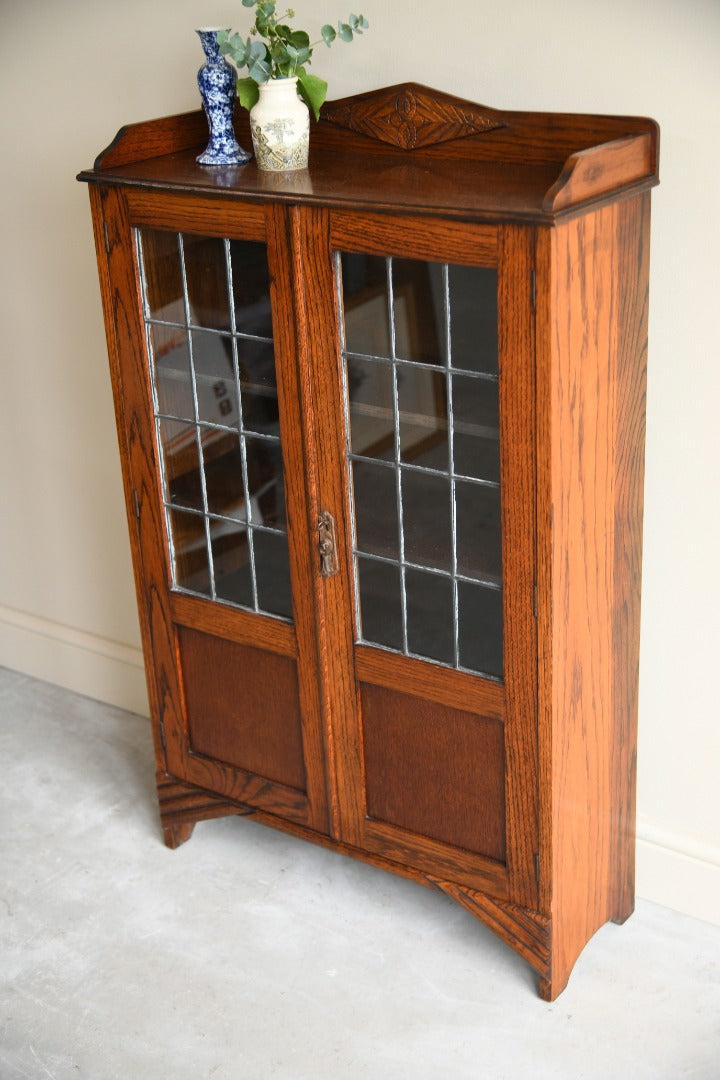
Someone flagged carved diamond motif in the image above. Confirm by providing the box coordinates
[322,83,505,150]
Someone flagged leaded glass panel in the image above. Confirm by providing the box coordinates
[338,251,503,680]
[138,229,293,622]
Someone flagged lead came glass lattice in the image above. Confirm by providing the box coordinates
[338,253,503,680]
[137,230,293,622]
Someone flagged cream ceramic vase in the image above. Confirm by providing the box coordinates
[250,77,310,171]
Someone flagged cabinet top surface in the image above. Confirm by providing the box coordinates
[78,82,659,223]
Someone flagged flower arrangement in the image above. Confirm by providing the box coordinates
[218,1,369,120]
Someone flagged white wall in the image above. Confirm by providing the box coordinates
[1,0,718,925]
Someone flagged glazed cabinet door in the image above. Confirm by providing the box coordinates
[92,187,329,834]
[304,211,539,906]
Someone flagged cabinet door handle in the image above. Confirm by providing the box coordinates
[318,511,339,578]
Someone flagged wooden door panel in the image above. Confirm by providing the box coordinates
[311,211,538,902]
[97,189,330,834]
[179,628,307,791]
[361,681,506,861]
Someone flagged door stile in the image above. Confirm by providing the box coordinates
[90,184,187,781]
[264,203,336,834]
[498,224,540,910]
[276,204,365,844]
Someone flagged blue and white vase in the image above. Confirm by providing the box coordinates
[195,28,251,166]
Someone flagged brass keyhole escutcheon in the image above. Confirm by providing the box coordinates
[318,511,339,578]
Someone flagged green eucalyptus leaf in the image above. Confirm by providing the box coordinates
[338,22,353,42]
[297,71,328,122]
[290,29,310,48]
[359,16,369,29]
[248,55,272,82]
[236,76,260,110]
[321,23,336,45]
[241,0,256,6]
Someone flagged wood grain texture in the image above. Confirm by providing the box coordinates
[82,91,655,997]
[89,186,185,780]
[80,85,658,224]
[157,773,245,848]
[433,878,551,981]
[126,189,266,238]
[91,109,215,170]
[497,225,540,911]
[179,628,307,791]
[170,592,297,658]
[355,647,504,719]
[543,134,655,213]
[330,211,497,264]
[264,202,333,835]
[321,83,506,150]
[283,204,366,845]
[361,682,507,862]
[535,193,649,998]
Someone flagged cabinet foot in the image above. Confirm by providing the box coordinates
[163,820,196,849]
[611,900,635,926]
[538,972,570,1002]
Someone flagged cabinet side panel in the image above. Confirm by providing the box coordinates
[610,192,650,922]
[540,194,648,995]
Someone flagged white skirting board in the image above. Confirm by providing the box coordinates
[0,603,149,719]
[1,601,718,927]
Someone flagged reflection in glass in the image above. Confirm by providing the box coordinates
[239,338,279,435]
[183,234,230,330]
[340,253,390,357]
[453,371,500,484]
[158,419,204,511]
[398,364,448,470]
[212,519,253,608]
[138,229,292,622]
[392,259,444,366]
[405,568,454,666]
[449,265,498,375]
[455,481,502,583]
[402,471,453,573]
[149,324,194,421]
[339,250,503,680]
[254,530,293,619]
[230,239,274,337]
[141,230,183,319]
[169,508,211,597]
[192,330,236,425]
[352,461,399,560]
[356,557,403,652]
[458,581,503,680]
[347,357,394,459]
[245,436,286,529]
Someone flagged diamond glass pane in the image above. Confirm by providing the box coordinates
[139,229,292,622]
[339,251,503,679]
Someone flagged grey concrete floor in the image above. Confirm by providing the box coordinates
[1,664,719,1079]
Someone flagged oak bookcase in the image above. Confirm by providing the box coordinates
[79,83,658,998]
